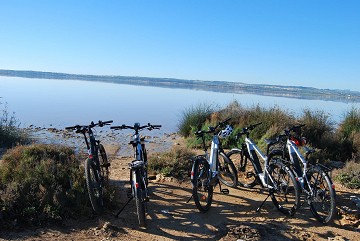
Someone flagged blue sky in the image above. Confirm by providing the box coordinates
[0,0,359,91]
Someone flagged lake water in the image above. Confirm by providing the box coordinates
[1,77,359,133]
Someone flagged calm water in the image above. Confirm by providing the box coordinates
[1,77,359,133]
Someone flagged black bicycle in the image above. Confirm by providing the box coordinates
[111,122,161,227]
[65,120,113,213]
[268,124,336,223]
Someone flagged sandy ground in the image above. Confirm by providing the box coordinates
[0,129,359,241]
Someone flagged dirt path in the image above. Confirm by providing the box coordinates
[1,143,359,241]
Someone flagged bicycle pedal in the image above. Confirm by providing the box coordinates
[221,189,229,195]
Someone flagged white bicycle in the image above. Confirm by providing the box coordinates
[227,122,300,216]
[189,117,238,212]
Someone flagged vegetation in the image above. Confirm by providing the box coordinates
[0,102,29,147]
[334,160,360,189]
[0,144,102,227]
[148,146,195,180]
[178,103,217,137]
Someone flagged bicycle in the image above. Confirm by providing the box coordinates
[111,122,161,227]
[226,122,300,216]
[188,117,238,212]
[65,120,113,214]
[268,124,336,223]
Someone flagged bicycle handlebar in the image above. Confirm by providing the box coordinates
[65,120,113,132]
[236,122,262,139]
[194,117,231,136]
[110,123,162,131]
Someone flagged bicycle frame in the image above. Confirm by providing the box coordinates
[235,136,276,189]
[285,138,318,197]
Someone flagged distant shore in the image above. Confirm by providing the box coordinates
[1,69,359,103]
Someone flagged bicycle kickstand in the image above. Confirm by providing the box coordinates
[217,181,229,195]
[256,190,272,212]
[115,196,133,218]
[186,194,193,203]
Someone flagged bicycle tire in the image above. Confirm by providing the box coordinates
[98,144,110,187]
[192,157,213,212]
[218,151,238,188]
[227,149,257,188]
[268,159,300,216]
[133,170,146,227]
[85,158,104,214]
[307,165,336,223]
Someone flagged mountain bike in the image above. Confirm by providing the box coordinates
[226,122,300,216]
[65,120,113,213]
[268,124,336,223]
[188,117,238,212]
[111,122,161,227]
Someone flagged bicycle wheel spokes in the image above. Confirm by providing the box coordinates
[98,144,110,187]
[133,170,146,227]
[218,152,238,188]
[307,167,336,223]
[85,158,104,213]
[227,149,256,188]
[269,161,299,216]
[192,158,213,212]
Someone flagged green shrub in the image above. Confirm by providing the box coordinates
[0,102,29,147]
[148,146,195,180]
[334,160,360,189]
[339,107,360,139]
[338,107,360,162]
[0,144,92,226]
[299,109,334,148]
[178,103,217,137]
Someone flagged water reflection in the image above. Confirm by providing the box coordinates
[1,77,358,132]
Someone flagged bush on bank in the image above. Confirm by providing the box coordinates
[0,103,29,148]
[0,144,93,227]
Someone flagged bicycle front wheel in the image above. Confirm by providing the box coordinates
[307,166,336,223]
[85,158,104,214]
[269,160,300,216]
[191,157,213,212]
[218,151,238,187]
[227,149,257,188]
[133,170,146,227]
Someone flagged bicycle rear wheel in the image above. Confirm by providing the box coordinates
[227,149,257,188]
[269,160,300,216]
[218,151,238,187]
[85,158,104,214]
[98,144,110,187]
[133,170,146,227]
[191,157,213,212]
[307,166,336,223]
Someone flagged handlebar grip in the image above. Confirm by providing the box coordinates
[110,125,123,130]
[65,125,79,130]
[152,125,162,128]
[103,120,113,124]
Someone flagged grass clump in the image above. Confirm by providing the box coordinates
[0,144,92,227]
[334,160,360,189]
[0,102,29,147]
[148,146,195,180]
[178,103,217,137]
